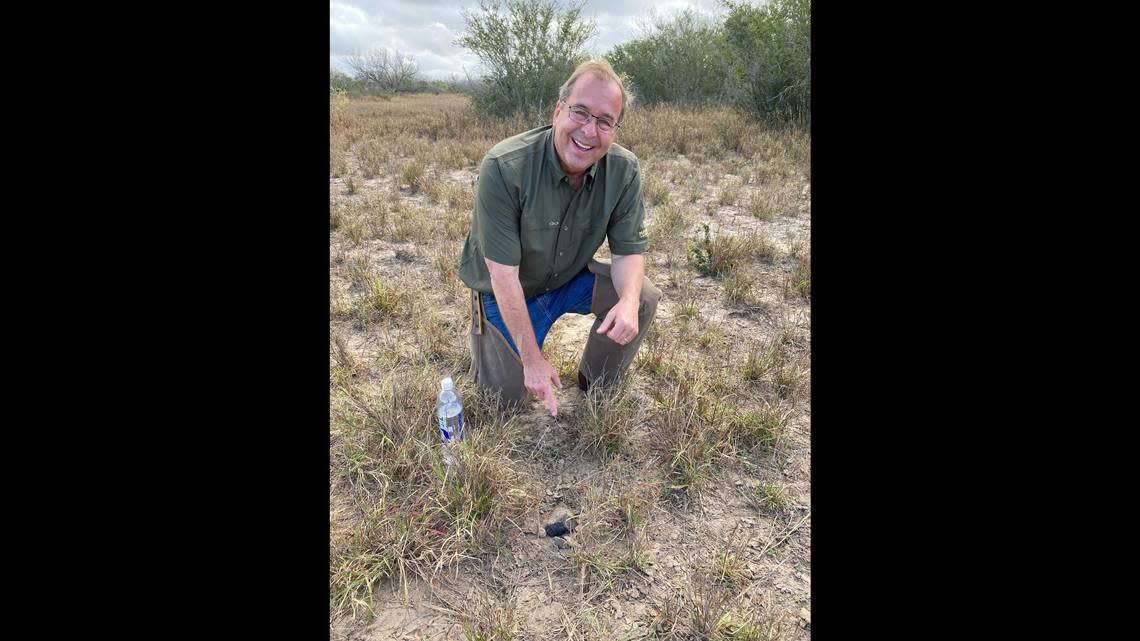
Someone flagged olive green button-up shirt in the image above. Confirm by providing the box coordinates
[458,125,648,298]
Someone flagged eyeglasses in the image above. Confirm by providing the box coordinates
[560,100,619,134]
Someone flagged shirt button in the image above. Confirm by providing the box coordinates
[563,226,568,231]
[559,251,563,256]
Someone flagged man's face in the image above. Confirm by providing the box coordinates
[552,74,622,178]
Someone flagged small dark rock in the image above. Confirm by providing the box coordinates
[544,521,569,537]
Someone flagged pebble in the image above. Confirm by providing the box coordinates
[553,536,570,550]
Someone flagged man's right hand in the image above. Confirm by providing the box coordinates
[523,356,562,416]
[484,256,562,415]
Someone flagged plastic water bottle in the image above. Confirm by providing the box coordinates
[436,377,465,465]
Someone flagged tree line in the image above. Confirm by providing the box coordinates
[330,48,477,95]
[332,0,809,126]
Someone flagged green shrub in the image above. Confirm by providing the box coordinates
[457,0,596,123]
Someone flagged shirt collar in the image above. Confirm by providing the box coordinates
[545,126,599,188]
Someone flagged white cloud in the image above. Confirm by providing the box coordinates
[330,0,732,80]
[330,2,370,26]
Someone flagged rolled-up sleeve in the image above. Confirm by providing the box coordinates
[606,163,648,255]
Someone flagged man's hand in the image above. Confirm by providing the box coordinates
[596,297,639,346]
[485,256,562,416]
[523,356,562,416]
[599,254,645,346]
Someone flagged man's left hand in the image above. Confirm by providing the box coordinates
[596,298,639,346]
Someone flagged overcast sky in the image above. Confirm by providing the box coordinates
[330,0,731,81]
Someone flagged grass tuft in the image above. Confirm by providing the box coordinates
[578,381,644,457]
[644,174,672,206]
[724,270,759,305]
[458,593,521,641]
[728,403,786,454]
[350,277,410,327]
[689,223,755,278]
[649,202,691,245]
[783,256,810,301]
[754,482,788,512]
[400,162,426,193]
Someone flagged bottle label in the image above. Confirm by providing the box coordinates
[439,411,465,443]
[438,415,452,442]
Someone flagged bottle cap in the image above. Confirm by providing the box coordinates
[440,377,454,391]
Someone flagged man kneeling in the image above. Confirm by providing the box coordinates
[458,59,661,415]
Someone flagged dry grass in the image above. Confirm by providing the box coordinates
[329,92,810,637]
[649,202,692,246]
[689,224,777,278]
[784,255,811,301]
[329,372,536,618]
[456,592,522,640]
[754,482,790,513]
[577,379,645,458]
[718,183,741,207]
[724,269,761,306]
[643,173,672,206]
[399,161,426,193]
[740,332,810,402]
[338,275,412,328]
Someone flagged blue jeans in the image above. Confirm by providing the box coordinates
[481,267,596,356]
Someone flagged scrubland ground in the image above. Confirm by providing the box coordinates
[330,93,811,640]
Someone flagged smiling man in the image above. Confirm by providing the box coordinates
[458,59,661,416]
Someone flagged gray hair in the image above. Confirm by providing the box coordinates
[557,58,632,123]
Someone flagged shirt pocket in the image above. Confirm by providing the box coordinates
[519,206,560,267]
[574,211,609,250]
[518,210,558,273]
